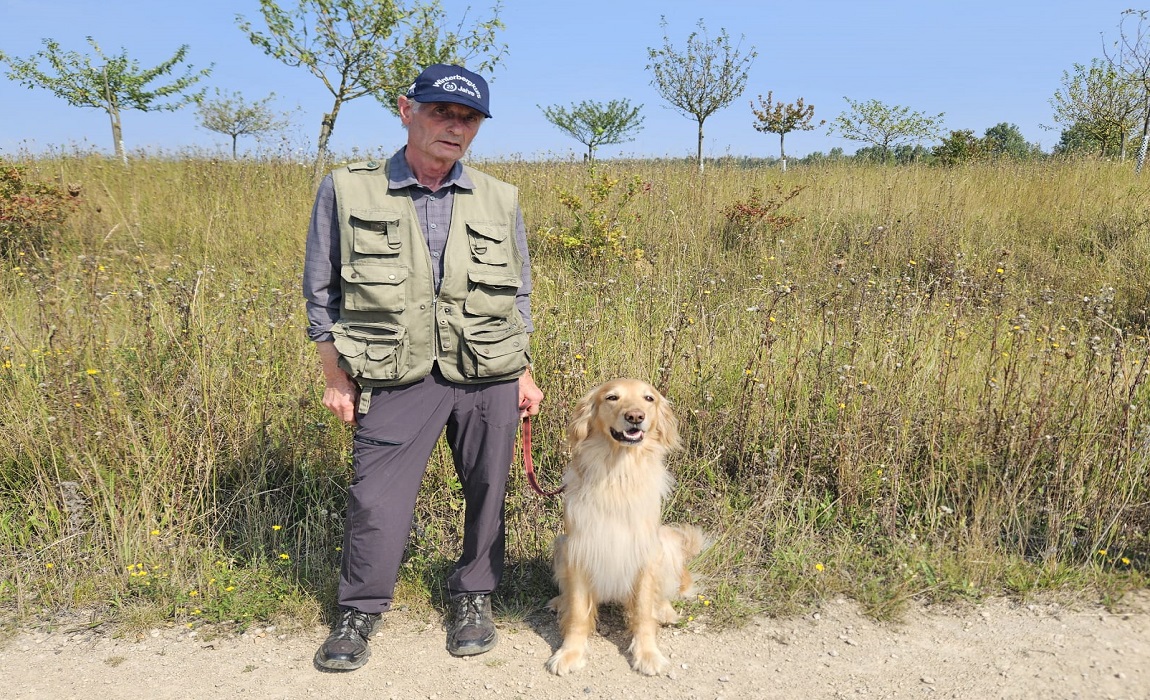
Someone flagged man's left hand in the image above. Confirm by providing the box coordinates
[518,368,544,418]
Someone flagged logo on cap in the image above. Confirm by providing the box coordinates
[433,75,481,100]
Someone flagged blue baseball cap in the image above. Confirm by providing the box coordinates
[405,64,492,118]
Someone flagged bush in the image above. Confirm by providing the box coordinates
[539,166,648,260]
[719,184,805,247]
[0,159,81,257]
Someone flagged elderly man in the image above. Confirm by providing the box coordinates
[303,64,544,671]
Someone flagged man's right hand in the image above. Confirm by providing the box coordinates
[317,340,360,425]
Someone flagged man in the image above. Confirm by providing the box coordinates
[303,63,544,672]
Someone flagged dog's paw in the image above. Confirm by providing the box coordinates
[545,647,588,676]
[630,647,670,676]
[655,601,679,625]
[544,595,561,613]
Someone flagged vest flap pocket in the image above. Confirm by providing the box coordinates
[342,262,408,312]
[351,208,403,254]
[464,269,518,317]
[332,322,408,383]
[472,335,525,359]
[342,261,408,284]
[466,222,508,243]
[466,269,521,289]
[461,323,529,378]
[467,222,510,266]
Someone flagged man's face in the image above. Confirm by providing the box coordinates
[399,98,485,166]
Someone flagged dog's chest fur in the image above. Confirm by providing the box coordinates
[561,444,673,602]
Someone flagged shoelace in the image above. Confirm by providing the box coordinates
[455,595,486,624]
[339,610,376,638]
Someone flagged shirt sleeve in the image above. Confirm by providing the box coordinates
[513,205,534,333]
[302,174,342,342]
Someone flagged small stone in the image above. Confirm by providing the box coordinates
[922,677,936,684]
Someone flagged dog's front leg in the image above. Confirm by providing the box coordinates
[626,566,671,676]
[545,569,595,675]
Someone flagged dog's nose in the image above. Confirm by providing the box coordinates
[625,409,645,425]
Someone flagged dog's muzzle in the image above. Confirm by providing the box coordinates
[610,425,645,445]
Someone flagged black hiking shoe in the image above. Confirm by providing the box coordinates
[314,608,381,671]
[446,593,497,656]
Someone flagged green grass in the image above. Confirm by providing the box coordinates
[1,153,1147,635]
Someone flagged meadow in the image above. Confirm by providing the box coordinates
[1,152,1147,635]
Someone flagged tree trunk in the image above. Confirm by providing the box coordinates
[1136,104,1150,175]
[696,118,705,175]
[779,132,787,173]
[102,65,126,166]
[109,106,125,166]
[232,135,239,160]
[314,97,344,180]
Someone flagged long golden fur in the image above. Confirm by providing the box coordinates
[545,379,707,676]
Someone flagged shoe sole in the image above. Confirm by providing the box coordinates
[314,616,380,671]
[314,646,371,671]
[447,631,498,657]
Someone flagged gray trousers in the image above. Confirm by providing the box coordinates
[337,366,520,614]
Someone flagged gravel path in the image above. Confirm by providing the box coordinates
[2,593,1147,699]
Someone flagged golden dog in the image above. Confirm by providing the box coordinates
[545,379,707,676]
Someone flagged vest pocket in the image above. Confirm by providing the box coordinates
[464,269,520,317]
[462,322,529,379]
[341,261,408,311]
[466,222,511,266]
[350,209,402,254]
[332,321,408,382]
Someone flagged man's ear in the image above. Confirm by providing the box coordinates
[397,96,413,124]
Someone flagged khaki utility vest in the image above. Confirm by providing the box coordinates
[329,159,530,400]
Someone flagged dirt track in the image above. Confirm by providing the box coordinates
[2,593,1148,699]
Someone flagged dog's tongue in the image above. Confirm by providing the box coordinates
[625,428,644,440]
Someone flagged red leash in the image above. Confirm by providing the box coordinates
[521,415,563,497]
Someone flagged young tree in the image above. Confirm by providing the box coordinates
[0,37,211,163]
[932,129,986,166]
[829,97,945,162]
[538,99,645,162]
[646,17,756,174]
[1053,120,1118,157]
[1104,9,1150,173]
[750,91,824,171]
[197,89,292,158]
[236,0,507,171]
[983,122,1042,159]
[1049,58,1141,160]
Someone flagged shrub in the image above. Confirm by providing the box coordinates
[720,184,805,247]
[0,159,81,257]
[539,166,648,260]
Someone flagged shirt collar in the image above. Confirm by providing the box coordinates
[387,146,474,191]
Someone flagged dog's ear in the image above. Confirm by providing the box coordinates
[653,390,683,452]
[566,385,598,449]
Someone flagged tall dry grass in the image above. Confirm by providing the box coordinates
[0,153,1146,632]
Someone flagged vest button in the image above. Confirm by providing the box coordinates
[388,274,396,280]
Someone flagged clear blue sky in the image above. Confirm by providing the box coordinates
[0,0,1140,160]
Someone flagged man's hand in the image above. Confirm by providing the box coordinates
[317,340,359,425]
[518,367,544,418]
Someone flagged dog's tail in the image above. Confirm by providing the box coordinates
[666,524,709,559]
[661,524,711,598]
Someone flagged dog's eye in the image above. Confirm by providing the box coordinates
[605,394,619,402]
[644,394,655,402]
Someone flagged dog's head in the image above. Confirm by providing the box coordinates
[567,378,681,452]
